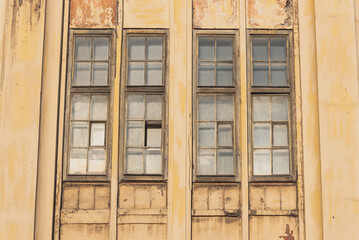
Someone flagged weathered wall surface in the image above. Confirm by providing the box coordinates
[0,0,46,239]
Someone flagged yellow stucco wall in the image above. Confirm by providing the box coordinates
[0,0,359,239]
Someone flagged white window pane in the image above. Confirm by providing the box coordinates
[147,37,162,60]
[273,149,290,174]
[217,149,234,175]
[198,122,215,148]
[253,149,271,175]
[75,37,91,61]
[270,38,286,61]
[92,63,108,86]
[146,62,162,85]
[199,63,215,86]
[146,127,162,147]
[253,63,269,86]
[127,95,144,119]
[273,125,288,146]
[216,96,233,121]
[216,63,233,86]
[145,149,162,174]
[74,62,91,86]
[88,148,106,173]
[198,149,215,175]
[218,124,233,147]
[217,38,233,61]
[90,95,108,120]
[253,123,271,148]
[127,121,143,147]
[253,38,268,61]
[198,96,215,121]
[128,62,145,85]
[272,96,289,121]
[145,95,162,120]
[69,149,87,174]
[129,37,145,60]
[199,37,215,60]
[71,122,89,147]
[271,63,287,86]
[126,148,143,174]
[94,37,109,60]
[253,96,270,121]
[91,123,105,146]
[72,95,89,120]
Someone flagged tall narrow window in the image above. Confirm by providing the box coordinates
[64,31,113,180]
[249,33,295,181]
[193,31,239,181]
[122,31,167,180]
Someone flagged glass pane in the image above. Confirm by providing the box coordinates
[129,37,145,60]
[71,122,89,147]
[145,95,162,120]
[253,149,271,175]
[253,63,269,86]
[74,62,91,86]
[198,122,215,148]
[90,123,105,146]
[198,149,215,175]
[88,148,106,173]
[272,96,289,121]
[273,124,288,146]
[75,37,91,61]
[146,62,162,85]
[273,149,289,174]
[217,149,233,175]
[216,63,233,86]
[147,37,163,60]
[145,149,162,174]
[127,121,144,147]
[92,63,108,86]
[253,96,270,121]
[218,124,233,147]
[217,96,233,121]
[93,37,109,60]
[69,149,87,174]
[271,63,287,86]
[90,95,108,120]
[253,123,271,148]
[217,38,233,60]
[199,37,215,60]
[198,63,215,86]
[270,38,286,61]
[126,148,143,174]
[198,96,215,121]
[127,95,144,119]
[253,38,268,60]
[128,62,145,85]
[72,95,89,120]
[146,127,162,147]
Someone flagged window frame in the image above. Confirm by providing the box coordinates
[63,29,115,182]
[247,30,297,183]
[193,29,240,183]
[120,29,169,182]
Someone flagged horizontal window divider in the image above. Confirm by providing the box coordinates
[252,60,287,63]
[253,121,289,124]
[125,87,165,92]
[74,60,110,63]
[250,176,296,183]
[121,175,166,182]
[70,87,111,93]
[128,60,164,63]
[250,88,291,94]
[64,176,110,182]
[193,177,239,183]
[198,60,234,63]
[196,88,236,93]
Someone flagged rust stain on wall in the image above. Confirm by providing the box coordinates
[70,0,117,28]
[279,224,295,240]
[193,0,239,28]
[247,0,292,29]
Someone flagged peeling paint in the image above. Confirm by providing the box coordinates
[70,0,117,28]
[279,224,295,240]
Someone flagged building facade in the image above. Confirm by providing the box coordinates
[0,0,359,239]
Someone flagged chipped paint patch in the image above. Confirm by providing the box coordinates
[279,224,295,240]
[70,0,117,28]
[193,0,239,29]
[247,0,292,29]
